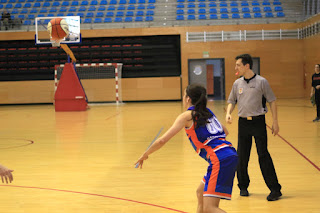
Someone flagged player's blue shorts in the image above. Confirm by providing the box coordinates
[202,147,238,200]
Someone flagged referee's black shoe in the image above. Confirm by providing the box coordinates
[313,117,320,122]
[267,191,282,201]
[240,189,249,196]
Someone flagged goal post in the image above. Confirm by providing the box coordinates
[54,63,123,104]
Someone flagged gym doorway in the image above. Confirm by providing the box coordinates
[188,58,225,100]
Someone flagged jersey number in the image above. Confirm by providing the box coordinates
[206,117,223,134]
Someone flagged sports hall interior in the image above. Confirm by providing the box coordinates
[0,0,319,213]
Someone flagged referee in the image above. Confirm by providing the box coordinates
[226,54,282,201]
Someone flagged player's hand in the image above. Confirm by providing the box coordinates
[272,121,279,136]
[226,114,232,124]
[0,164,14,184]
[135,154,148,169]
[316,85,320,90]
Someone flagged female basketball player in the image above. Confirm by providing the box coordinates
[135,84,238,213]
[311,64,320,122]
[0,164,13,183]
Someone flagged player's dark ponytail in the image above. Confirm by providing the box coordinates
[186,84,212,129]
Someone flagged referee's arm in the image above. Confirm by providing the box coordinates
[269,101,279,136]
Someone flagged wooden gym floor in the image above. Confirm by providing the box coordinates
[0,99,319,213]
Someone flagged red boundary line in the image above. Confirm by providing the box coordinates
[0,185,188,213]
[265,124,320,172]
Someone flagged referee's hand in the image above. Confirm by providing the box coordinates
[226,114,232,124]
[272,121,279,136]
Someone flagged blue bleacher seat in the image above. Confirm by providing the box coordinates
[119,0,126,3]
[9,0,16,2]
[57,13,64,16]
[104,17,112,22]
[209,2,216,7]
[264,7,272,12]
[20,8,28,13]
[209,8,217,13]
[210,14,218,19]
[109,0,117,4]
[129,0,136,3]
[199,14,206,19]
[5,3,13,9]
[86,12,94,17]
[84,18,92,23]
[71,1,78,6]
[148,0,155,2]
[114,17,122,22]
[198,3,206,8]
[116,11,124,16]
[126,11,134,16]
[177,4,184,8]
[243,13,251,18]
[49,7,56,12]
[220,8,228,13]
[198,9,206,14]
[220,2,227,7]
[277,12,285,17]
[106,12,114,16]
[98,6,106,11]
[67,13,74,16]
[187,9,195,14]
[252,0,259,6]
[188,0,195,2]
[138,0,145,3]
[136,10,144,16]
[77,12,84,17]
[232,13,240,18]
[14,3,22,8]
[265,12,274,17]
[81,1,88,6]
[27,0,34,2]
[12,9,19,13]
[187,14,195,20]
[128,5,135,10]
[30,8,37,13]
[177,0,184,2]
[91,0,98,5]
[145,16,153,21]
[253,7,261,12]
[69,7,76,12]
[187,3,195,8]
[96,12,104,17]
[262,1,270,6]
[147,4,155,9]
[52,1,59,6]
[37,14,44,18]
[18,14,25,19]
[125,17,132,22]
[19,0,26,2]
[108,6,115,10]
[241,1,249,6]
[23,20,31,25]
[275,6,283,11]
[273,1,282,5]
[78,6,86,11]
[230,1,238,7]
[118,5,126,10]
[43,2,50,7]
[135,16,143,21]
[146,10,154,15]
[94,18,102,23]
[231,8,239,13]
[88,6,96,11]
[176,15,184,20]
[39,8,47,13]
[242,7,250,13]
[43,19,50,24]
[33,2,40,7]
[254,12,262,18]
[27,14,35,19]
[137,4,145,9]
[59,7,67,12]
[221,14,229,19]
[61,1,69,6]
[100,0,107,5]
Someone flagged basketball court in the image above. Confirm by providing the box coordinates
[0,98,319,213]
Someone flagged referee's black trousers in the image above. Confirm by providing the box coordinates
[315,91,320,118]
[237,116,281,192]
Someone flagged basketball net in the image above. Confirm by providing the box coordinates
[50,38,77,62]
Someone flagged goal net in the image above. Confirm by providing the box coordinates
[54,63,123,104]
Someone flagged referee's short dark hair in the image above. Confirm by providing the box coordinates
[236,54,253,69]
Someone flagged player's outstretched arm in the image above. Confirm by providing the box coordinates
[0,164,14,184]
[135,112,190,169]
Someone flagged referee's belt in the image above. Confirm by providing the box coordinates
[240,115,265,120]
